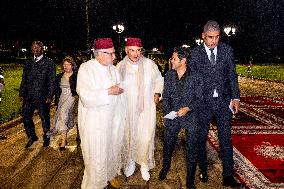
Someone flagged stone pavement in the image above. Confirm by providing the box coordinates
[0,77,283,189]
[0,109,225,189]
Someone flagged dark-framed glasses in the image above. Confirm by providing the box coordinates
[99,51,116,56]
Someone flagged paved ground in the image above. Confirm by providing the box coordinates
[0,77,283,189]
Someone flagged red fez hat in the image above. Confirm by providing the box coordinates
[126,37,142,47]
[94,38,114,49]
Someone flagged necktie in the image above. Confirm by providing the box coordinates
[209,48,216,65]
[34,57,38,62]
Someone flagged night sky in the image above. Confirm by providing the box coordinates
[0,0,283,61]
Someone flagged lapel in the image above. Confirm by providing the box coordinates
[216,43,225,65]
[201,43,226,67]
[199,44,216,70]
[36,56,45,65]
[200,45,211,65]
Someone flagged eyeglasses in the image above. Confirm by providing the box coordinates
[98,51,116,56]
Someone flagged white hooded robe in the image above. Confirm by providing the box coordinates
[77,59,126,189]
[117,56,164,170]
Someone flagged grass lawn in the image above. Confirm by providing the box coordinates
[236,64,284,82]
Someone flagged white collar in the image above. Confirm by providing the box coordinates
[34,54,43,61]
[94,58,111,70]
[204,44,217,56]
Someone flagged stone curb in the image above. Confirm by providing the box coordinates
[0,116,23,132]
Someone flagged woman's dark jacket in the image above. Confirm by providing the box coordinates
[54,72,77,106]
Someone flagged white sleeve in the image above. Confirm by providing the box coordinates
[152,62,164,94]
[76,65,110,108]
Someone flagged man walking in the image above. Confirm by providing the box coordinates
[159,47,202,189]
[20,41,56,148]
[77,38,126,189]
[117,37,164,181]
[190,20,242,187]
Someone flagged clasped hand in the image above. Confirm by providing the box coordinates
[108,85,124,95]
[154,94,160,105]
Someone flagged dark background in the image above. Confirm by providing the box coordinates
[0,0,283,63]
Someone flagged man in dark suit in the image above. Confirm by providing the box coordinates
[190,20,242,187]
[159,47,202,189]
[20,41,56,148]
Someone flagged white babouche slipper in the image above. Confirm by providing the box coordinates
[124,159,136,177]
[140,166,150,181]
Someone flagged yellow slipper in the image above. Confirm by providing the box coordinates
[109,178,120,188]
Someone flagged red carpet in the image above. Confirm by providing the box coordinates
[231,111,266,128]
[240,96,284,107]
[261,109,284,120]
[232,134,284,183]
[208,96,284,188]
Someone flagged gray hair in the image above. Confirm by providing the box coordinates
[93,50,100,57]
[203,20,220,33]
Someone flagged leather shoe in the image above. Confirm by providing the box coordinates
[59,141,68,151]
[186,179,197,189]
[25,136,38,148]
[0,135,7,140]
[109,178,120,188]
[223,176,243,188]
[199,172,208,182]
[76,137,81,144]
[43,138,50,147]
[186,185,196,189]
[159,167,169,181]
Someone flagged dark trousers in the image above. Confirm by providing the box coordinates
[22,99,51,140]
[198,98,234,177]
[162,114,199,186]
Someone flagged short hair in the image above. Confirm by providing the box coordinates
[93,50,100,57]
[32,41,44,48]
[203,20,220,33]
[173,47,189,62]
[93,50,110,58]
[62,56,77,71]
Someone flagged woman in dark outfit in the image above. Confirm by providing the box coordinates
[52,56,77,151]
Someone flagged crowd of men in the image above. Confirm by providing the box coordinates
[2,20,244,189]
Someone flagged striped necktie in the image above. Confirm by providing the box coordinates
[209,48,216,65]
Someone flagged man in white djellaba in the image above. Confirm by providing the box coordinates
[117,37,164,181]
[76,38,126,189]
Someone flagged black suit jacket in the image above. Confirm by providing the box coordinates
[189,43,240,105]
[163,68,203,122]
[20,56,56,101]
